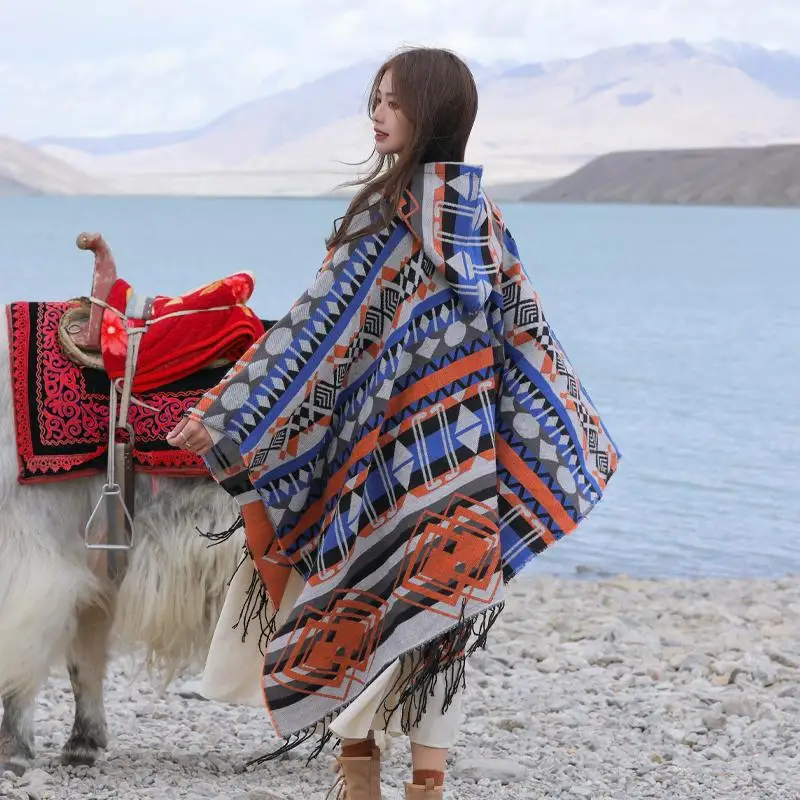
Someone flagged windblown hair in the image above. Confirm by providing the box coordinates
[326,47,479,252]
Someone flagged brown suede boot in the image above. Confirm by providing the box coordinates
[327,745,382,800]
[404,778,443,799]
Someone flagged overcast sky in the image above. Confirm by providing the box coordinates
[1,0,799,139]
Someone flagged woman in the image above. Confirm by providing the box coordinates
[168,47,620,800]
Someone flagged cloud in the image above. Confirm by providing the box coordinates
[1,0,799,137]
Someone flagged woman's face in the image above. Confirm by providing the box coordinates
[372,70,413,156]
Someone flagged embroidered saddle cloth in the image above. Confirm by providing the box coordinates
[5,300,237,482]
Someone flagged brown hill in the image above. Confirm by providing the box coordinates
[525,145,800,206]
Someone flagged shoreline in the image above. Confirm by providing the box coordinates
[7,144,800,208]
[4,191,800,212]
[2,575,798,799]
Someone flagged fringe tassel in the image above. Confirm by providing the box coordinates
[243,601,505,768]
[382,600,505,733]
[246,720,334,768]
[467,602,504,655]
[197,514,244,546]
[198,515,277,652]
[306,726,335,764]
[233,552,277,654]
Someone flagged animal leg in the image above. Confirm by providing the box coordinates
[0,689,37,776]
[61,600,113,767]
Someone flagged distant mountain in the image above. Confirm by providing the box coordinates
[33,61,379,164]
[30,40,800,196]
[31,129,199,157]
[524,145,800,207]
[705,40,800,99]
[0,137,110,195]
[30,58,504,160]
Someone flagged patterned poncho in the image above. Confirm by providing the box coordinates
[191,161,620,751]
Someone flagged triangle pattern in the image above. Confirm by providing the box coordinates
[454,405,483,454]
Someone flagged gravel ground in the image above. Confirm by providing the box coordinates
[2,576,799,800]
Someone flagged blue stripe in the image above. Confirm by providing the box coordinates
[254,345,492,498]
[252,436,327,491]
[579,383,622,458]
[238,226,407,453]
[250,293,463,485]
[259,373,494,528]
[334,289,456,408]
[504,341,603,498]
[249,297,459,486]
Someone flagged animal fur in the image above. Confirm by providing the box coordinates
[0,318,242,772]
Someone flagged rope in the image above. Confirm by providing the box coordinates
[87,295,248,325]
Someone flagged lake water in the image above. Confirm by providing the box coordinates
[1,197,798,579]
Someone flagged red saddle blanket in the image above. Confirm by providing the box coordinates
[101,272,265,393]
[6,301,268,484]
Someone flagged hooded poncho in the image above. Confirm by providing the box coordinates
[190,162,620,752]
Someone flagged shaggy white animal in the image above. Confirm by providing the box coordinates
[0,318,242,775]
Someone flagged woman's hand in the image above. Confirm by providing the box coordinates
[166,417,214,455]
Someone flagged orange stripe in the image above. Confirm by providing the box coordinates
[281,426,382,551]
[278,348,495,550]
[240,500,293,606]
[499,485,556,547]
[387,348,493,415]
[497,438,576,534]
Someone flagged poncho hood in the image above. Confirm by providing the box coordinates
[399,162,493,314]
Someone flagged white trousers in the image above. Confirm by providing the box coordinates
[200,561,464,749]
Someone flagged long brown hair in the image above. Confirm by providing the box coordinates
[326,47,479,252]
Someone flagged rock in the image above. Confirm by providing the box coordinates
[536,657,560,673]
[744,605,782,624]
[18,769,52,788]
[591,654,624,667]
[711,666,742,686]
[704,745,731,761]
[721,695,758,718]
[757,702,778,720]
[495,717,526,732]
[681,730,704,747]
[745,659,779,686]
[709,659,740,676]
[677,654,710,673]
[765,649,799,669]
[0,786,29,800]
[614,625,650,646]
[455,757,528,783]
[702,707,726,731]
[664,729,687,744]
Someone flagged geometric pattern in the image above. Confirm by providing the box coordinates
[393,494,501,618]
[270,589,388,703]
[192,161,621,741]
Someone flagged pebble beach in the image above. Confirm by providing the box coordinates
[2,575,799,800]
